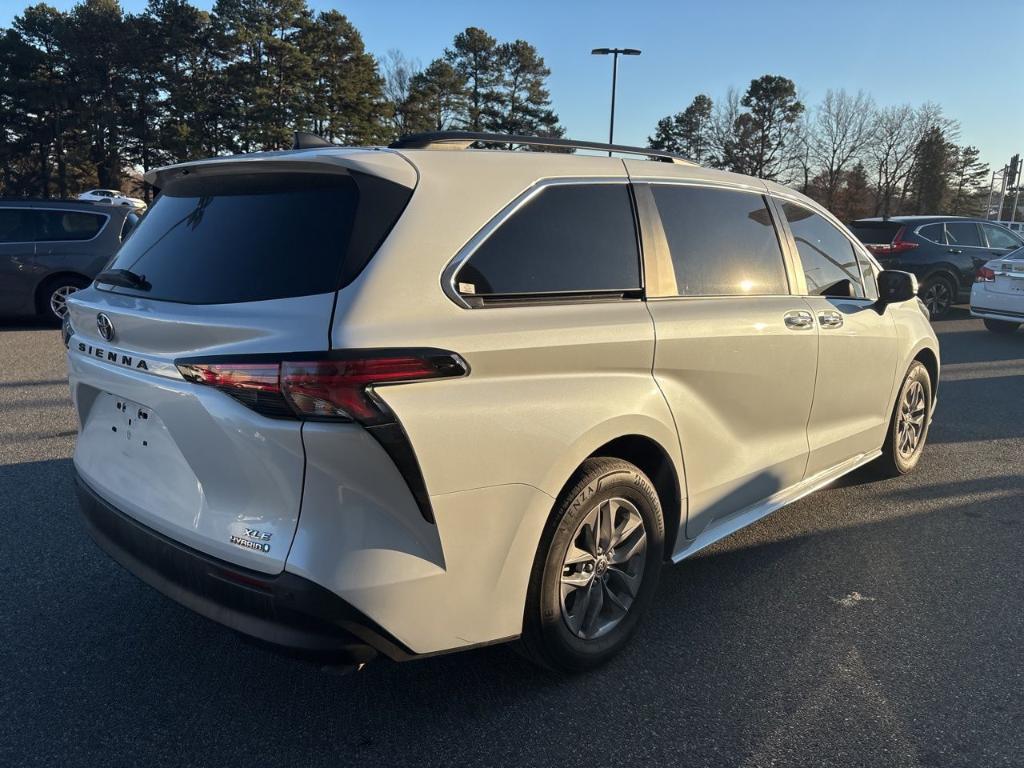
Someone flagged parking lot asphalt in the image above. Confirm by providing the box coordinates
[2,309,1022,768]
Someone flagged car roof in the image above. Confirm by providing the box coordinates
[0,198,131,215]
[850,215,978,224]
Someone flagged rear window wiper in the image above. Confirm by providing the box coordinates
[95,268,151,291]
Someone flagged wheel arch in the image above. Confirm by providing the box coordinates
[913,345,940,403]
[545,428,686,562]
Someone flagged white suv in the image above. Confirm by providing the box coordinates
[66,132,939,672]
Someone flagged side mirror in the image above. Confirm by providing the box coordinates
[876,270,918,307]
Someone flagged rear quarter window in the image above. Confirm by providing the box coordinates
[454,183,641,301]
[37,211,106,241]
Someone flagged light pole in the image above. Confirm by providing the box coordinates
[591,47,641,155]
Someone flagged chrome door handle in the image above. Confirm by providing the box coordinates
[783,310,815,330]
[818,310,844,329]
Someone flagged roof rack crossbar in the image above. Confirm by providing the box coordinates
[388,131,694,165]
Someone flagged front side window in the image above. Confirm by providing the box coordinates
[945,222,982,247]
[982,223,1022,250]
[782,203,865,297]
[0,209,35,243]
[652,185,789,296]
[37,211,106,241]
[455,183,640,300]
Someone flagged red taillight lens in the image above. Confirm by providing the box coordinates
[976,266,996,283]
[177,351,466,424]
[866,226,918,257]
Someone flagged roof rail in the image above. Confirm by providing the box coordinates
[388,131,695,165]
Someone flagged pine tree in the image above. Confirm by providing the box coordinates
[445,27,501,131]
[491,40,562,139]
[403,58,468,133]
[648,94,712,161]
[948,145,988,215]
[725,75,804,180]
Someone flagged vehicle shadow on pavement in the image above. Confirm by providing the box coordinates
[3,454,1022,768]
[0,317,57,332]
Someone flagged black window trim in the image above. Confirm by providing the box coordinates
[0,206,111,245]
[633,178,796,300]
[441,177,642,309]
[916,220,988,250]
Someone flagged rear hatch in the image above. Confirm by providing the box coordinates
[67,151,415,574]
[848,220,906,257]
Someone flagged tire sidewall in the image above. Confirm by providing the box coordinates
[891,362,932,474]
[533,462,664,670]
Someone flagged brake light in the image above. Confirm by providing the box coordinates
[177,351,467,425]
[866,226,918,257]
[976,266,996,283]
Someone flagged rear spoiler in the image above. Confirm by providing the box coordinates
[144,147,418,192]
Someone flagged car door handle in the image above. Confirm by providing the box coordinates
[783,310,815,330]
[818,310,844,329]
[946,248,963,254]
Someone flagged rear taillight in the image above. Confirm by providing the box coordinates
[976,266,996,283]
[177,350,467,425]
[866,226,918,257]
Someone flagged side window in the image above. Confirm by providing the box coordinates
[0,209,36,243]
[651,185,789,296]
[945,222,982,247]
[782,202,865,298]
[36,211,106,242]
[918,223,945,244]
[982,223,1022,250]
[121,212,140,241]
[455,183,640,300]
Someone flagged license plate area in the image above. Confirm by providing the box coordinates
[110,396,154,449]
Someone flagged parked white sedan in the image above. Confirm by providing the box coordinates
[971,248,1024,333]
[77,189,146,209]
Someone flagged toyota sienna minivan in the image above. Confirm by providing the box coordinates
[66,131,939,672]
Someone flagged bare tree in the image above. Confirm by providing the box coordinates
[707,87,741,169]
[868,104,919,217]
[380,49,420,136]
[808,89,876,209]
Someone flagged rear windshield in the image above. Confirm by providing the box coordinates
[99,171,407,304]
[848,221,901,245]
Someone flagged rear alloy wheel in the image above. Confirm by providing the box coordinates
[521,458,664,672]
[920,275,956,319]
[38,275,90,324]
[983,318,1020,334]
[873,361,932,477]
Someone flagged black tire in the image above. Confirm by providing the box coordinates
[919,274,957,319]
[872,361,932,478]
[520,457,664,672]
[36,274,90,324]
[983,318,1020,334]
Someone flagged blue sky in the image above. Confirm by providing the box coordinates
[4,0,1021,172]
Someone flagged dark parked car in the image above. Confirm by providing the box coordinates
[848,216,1024,318]
[0,199,138,322]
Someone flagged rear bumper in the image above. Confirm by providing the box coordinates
[970,305,1024,321]
[75,472,414,663]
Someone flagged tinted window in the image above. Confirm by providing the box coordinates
[37,211,106,241]
[102,173,364,304]
[0,208,35,242]
[918,223,945,243]
[982,223,1022,250]
[783,203,865,297]
[848,220,901,245]
[121,212,139,241]
[456,184,640,297]
[945,222,982,247]
[652,185,788,296]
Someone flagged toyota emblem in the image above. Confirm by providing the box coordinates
[96,313,115,342]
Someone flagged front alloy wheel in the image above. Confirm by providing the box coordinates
[521,457,664,672]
